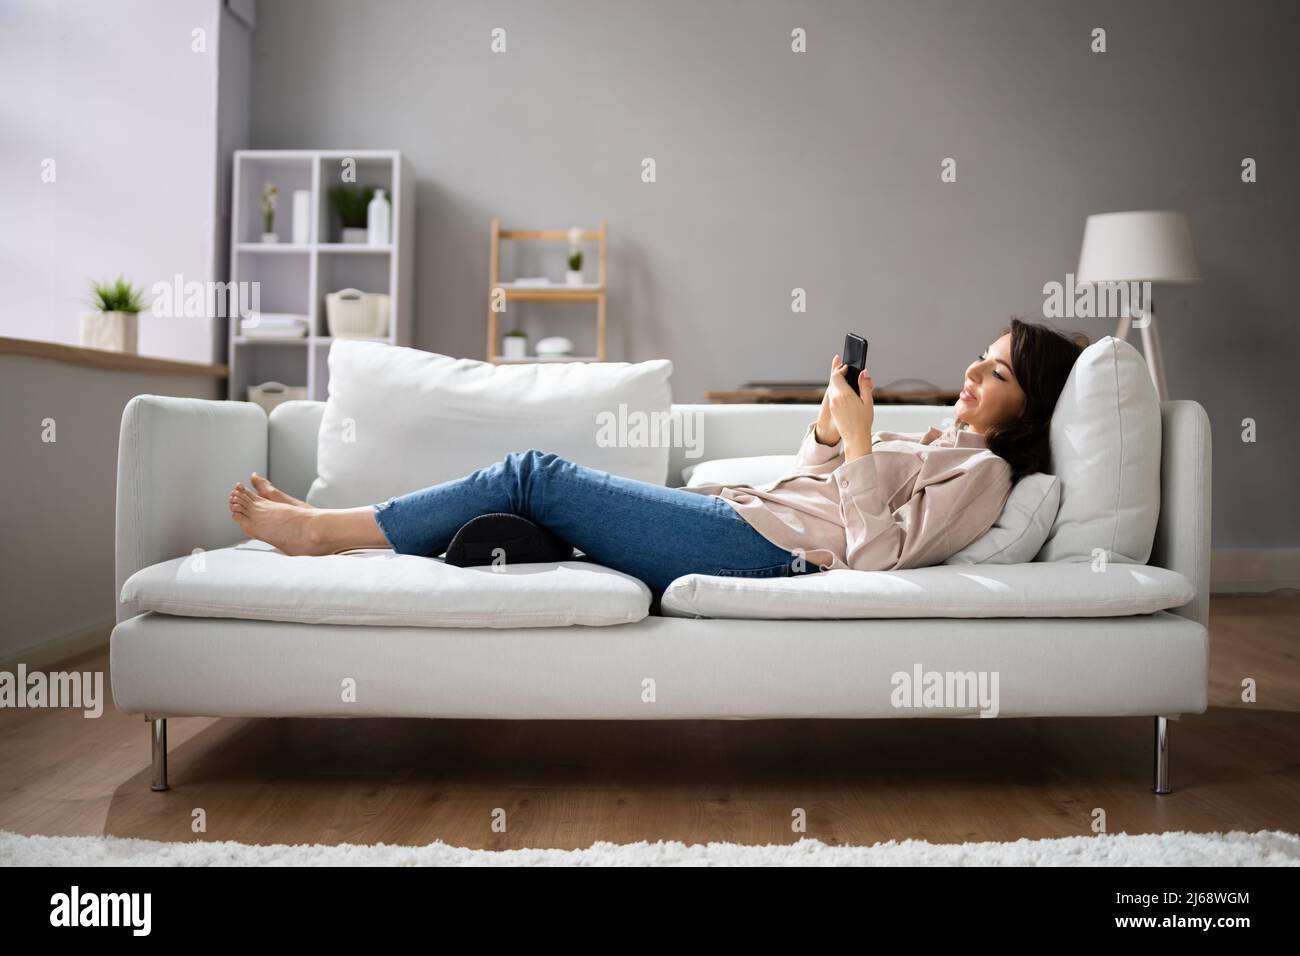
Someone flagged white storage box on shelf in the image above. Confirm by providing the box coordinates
[246,381,307,417]
[323,289,390,339]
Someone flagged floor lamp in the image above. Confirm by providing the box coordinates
[1075,211,1202,401]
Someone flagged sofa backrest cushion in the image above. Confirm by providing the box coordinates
[306,341,674,508]
[1033,335,1161,564]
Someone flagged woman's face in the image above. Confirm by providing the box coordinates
[955,333,1026,433]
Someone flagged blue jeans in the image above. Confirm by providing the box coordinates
[373,449,815,596]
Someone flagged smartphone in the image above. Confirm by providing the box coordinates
[842,333,869,395]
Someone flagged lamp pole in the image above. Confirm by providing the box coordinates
[1113,290,1169,401]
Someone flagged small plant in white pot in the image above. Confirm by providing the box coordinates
[566,226,584,285]
[329,185,377,244]
[502,328,528,359]
[80,276,146,353]
[260,183,279,243]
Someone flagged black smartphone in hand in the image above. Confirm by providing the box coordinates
[842,333,869,395]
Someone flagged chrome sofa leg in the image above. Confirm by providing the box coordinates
[1153,716,1171,795]
[150,717,169,792]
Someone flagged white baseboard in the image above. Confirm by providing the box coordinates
[1211,548,1300,594]
[0,619,113,672]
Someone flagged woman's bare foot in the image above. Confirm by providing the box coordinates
[228,483,391,555]
[249,472,312,509]
[229,483,329,555]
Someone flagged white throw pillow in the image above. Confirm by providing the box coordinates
[308,341,674,507]
[944,473,1060,565]
[1033,335,1161,564]
[683,455,797,488]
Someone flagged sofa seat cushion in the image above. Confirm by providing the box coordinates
[120,541,651,628]
[660,562,1194,620]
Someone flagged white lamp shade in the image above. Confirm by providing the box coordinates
[1075,210,1202,284]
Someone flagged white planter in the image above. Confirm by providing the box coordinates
[565,270,584,286]
[260,232,279,244]
[502,336,527,359]
[79,311,139,353]
[341,227,368,245]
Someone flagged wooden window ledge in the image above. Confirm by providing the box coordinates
[0,336,228,379]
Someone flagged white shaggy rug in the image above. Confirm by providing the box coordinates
[3,829,1298,866]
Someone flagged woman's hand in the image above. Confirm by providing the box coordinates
[825,354,875,461]
[814,355,842,446]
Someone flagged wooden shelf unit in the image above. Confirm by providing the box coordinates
[486,219,607,363]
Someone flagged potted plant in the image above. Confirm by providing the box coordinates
[260,183,279,243]
[328,185,377,243]
[80,276,146,353]
[566,226,584,285]
[502,328,528,360]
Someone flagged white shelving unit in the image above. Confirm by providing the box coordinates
[228,150,413,402]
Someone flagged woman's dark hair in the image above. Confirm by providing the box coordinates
[958,318,1088,483]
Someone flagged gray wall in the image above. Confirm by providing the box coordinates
[0,355,222,666]
[249,0,1299,549]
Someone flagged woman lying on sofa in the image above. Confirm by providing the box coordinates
[228,318,1085,596]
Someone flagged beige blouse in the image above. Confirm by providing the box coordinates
[682,421,1013,572]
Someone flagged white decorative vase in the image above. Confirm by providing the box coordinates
[367,188,391,245]
[79,311,139,353]
[341,227,368,244]
[565,270,584,286]
[292,190,311,245]
[261,232,279,244]
[502,335,527,359]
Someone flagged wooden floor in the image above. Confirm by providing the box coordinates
[2,595,1298,849]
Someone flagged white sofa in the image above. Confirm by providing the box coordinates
[110,397,1211,794]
